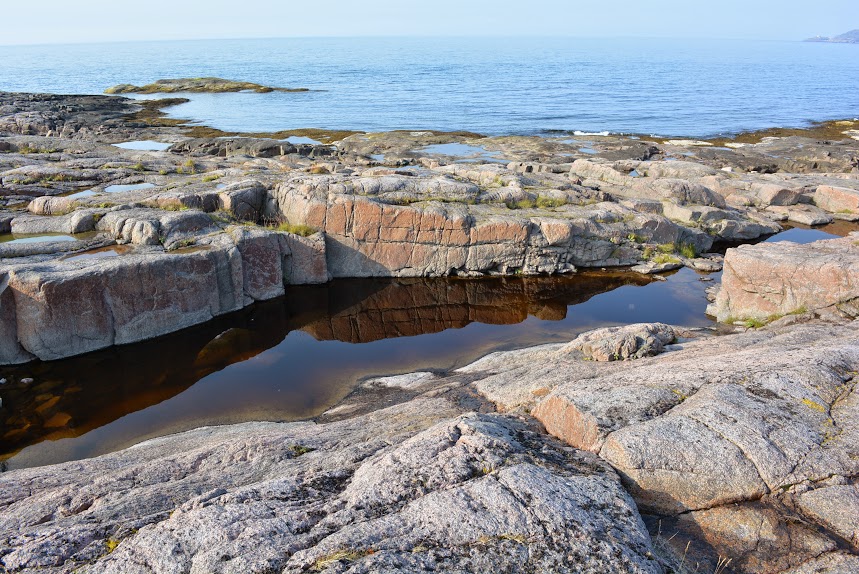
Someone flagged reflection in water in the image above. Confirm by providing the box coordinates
[1,269,715,470]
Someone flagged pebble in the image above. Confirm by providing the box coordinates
[21,377,33,384]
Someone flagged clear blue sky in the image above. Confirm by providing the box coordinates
[1,0,855,45]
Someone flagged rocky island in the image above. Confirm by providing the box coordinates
[1,89,859,573]
[105,77,310,94]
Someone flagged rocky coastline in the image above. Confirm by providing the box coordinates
[1,90,859,572]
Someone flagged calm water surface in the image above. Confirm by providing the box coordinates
[0,37,857,136]
[2,269,711,470]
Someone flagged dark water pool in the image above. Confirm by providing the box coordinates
[1,223,854,471]
[1,269,714,470]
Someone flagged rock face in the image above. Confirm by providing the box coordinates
[267,174,717,278]
[0,225,329,363]
[814,184,859,213]
[709,233,859,322]
[0,400,661,574]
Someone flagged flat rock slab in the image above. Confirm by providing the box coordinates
[0,399,661,574]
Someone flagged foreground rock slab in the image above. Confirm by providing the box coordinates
[0,399,661,574]
[451,321,859,570]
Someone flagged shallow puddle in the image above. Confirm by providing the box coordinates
[283,136,322,145]
[764,220,857,244]
[0,233,79,245]
[60,245,131,262]
[104,183,156,193]
[65,189,97,199]
[113,141,171,151]
[415,143,507,163]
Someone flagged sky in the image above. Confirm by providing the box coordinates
[0,0,856,45]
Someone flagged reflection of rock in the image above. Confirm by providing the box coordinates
[301,273,651,344]
[0,297,293,462]
[0,272,650,464]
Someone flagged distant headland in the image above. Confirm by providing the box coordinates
[805,29,859,43]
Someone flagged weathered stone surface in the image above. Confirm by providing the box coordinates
[3,248,243,361]
[563,322,676,361]
[752,182,803,206]
[649,502,840,574]
[766,204,834,226]
[781,552,859,574]
[0,401,662,574]
[0,223,328,362]
[0,271,35,364]
[279,231,331,284]
[228,226,288,302]
[27,196,78,215]
[815,184,859,214]
[710,234,859,322]
[797,485,859,546]
[458,321,859,517]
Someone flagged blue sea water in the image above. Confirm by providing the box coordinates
[0,37,857,137]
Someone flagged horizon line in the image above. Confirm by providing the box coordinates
[0,33,824,49]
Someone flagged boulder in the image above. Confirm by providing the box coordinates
[709,234,859,322]
[814,184,859,214]
[27,196,78,216]
[751,182,803,206]
[562,323,676,362]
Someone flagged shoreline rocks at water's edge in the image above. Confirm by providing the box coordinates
[2,91,858,363]
[3,89,859,573]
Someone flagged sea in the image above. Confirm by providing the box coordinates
[0,36,857,137]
